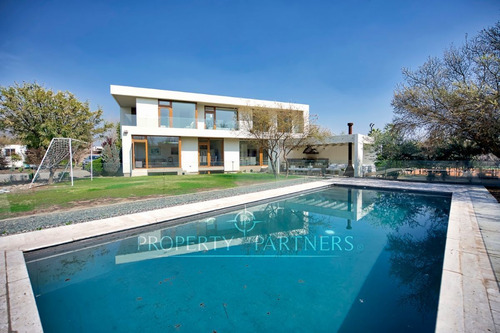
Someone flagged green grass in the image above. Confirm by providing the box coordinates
[0,173,296,219]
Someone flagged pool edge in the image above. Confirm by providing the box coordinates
[1,178,498,332]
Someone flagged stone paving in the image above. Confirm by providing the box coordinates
[0,178,498,332]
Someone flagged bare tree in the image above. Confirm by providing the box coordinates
[240,103,330,177]
[392,21,500,157]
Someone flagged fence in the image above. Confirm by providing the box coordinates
[365,160,500,185]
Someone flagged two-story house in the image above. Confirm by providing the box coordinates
[111,85,309,176]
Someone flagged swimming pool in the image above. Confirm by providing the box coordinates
[25,186,451,332]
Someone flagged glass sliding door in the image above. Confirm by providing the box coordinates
[199,138,223,167]
[205,109,215,129]
[204,106,238,130]
[132,139,147,169]
[172,102,196,129]
[199,140,209,166]
[210,139,223,166]
[215,108,237,130]
[239,141,268,166]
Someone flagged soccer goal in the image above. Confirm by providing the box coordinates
[30,138,89,188]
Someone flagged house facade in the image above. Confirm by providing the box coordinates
[111,85,309,176]
[1,144,27,169]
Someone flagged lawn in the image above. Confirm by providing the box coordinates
[0,173,297,220]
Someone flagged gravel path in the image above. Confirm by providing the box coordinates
[0,177,316,235]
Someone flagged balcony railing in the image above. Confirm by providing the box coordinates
[122,114,137,126]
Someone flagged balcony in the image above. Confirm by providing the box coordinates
[159,116,197,129]
[122,113,137,126]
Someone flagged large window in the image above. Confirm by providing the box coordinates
[132,135,180,168]
[240,141,268,166]
[159,101,196,129]
[199,138,223,166]
[205,106,238,130]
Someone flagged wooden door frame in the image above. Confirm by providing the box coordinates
[198,138,224,167]
[132,139,148,169]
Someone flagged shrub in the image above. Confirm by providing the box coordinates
[84,157,103,176]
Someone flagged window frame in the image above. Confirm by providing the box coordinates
[204,106,238,130]
[158,100,197,129]
[132,135,181,169]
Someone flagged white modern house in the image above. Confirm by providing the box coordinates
[111,85,373,177]
[111,85,309,176]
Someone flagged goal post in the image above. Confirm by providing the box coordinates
[30,138,88,188]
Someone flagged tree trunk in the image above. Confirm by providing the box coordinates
[48,167,55,184]
[268,155,278,178]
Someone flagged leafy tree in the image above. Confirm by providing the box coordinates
[240,104,330,177]
[0,82,110,182]
[392,21,500,157]
[0,82,109,152]
[370,124,423,165]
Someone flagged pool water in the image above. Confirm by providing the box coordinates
[26,186,451,332]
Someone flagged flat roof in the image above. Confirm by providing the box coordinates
[110,85,309,111]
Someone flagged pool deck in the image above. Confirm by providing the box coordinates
[0,178,499,332]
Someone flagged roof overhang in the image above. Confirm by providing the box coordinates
[110,85,309,111]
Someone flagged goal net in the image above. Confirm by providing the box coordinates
[30,138,88,187]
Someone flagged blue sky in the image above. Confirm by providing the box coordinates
[0,0,498,135]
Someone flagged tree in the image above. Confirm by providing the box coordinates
[101,137,121,176]
[370,124,423,165]
[100,123,121,175]
[0,150,6,170]
[0,82,110,152]
[240,104,330,177]
[392,21,500,157]
[0,82,110,182]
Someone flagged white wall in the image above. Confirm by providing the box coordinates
[121,130,132,175]
[197,103,205,129]
[224,139,240,172]
[181,137,198,173]
[353,134,364,177]
[136,98,158,128]
[286,144,349,164]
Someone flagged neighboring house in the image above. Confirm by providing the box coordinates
[111,85,309,176]
[1,144,27,168]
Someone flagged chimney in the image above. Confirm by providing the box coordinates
[348,122,353,135]
[344,123,355,177]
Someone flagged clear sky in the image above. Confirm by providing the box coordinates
[0,0,498,135]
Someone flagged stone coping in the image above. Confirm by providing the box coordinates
[0,179,498,332]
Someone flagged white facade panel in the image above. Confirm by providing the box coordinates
[353,134,364,177]
[136,98,158,129]
[181,137,199,173]
[223,139,240,172]
[121,128,133,176]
